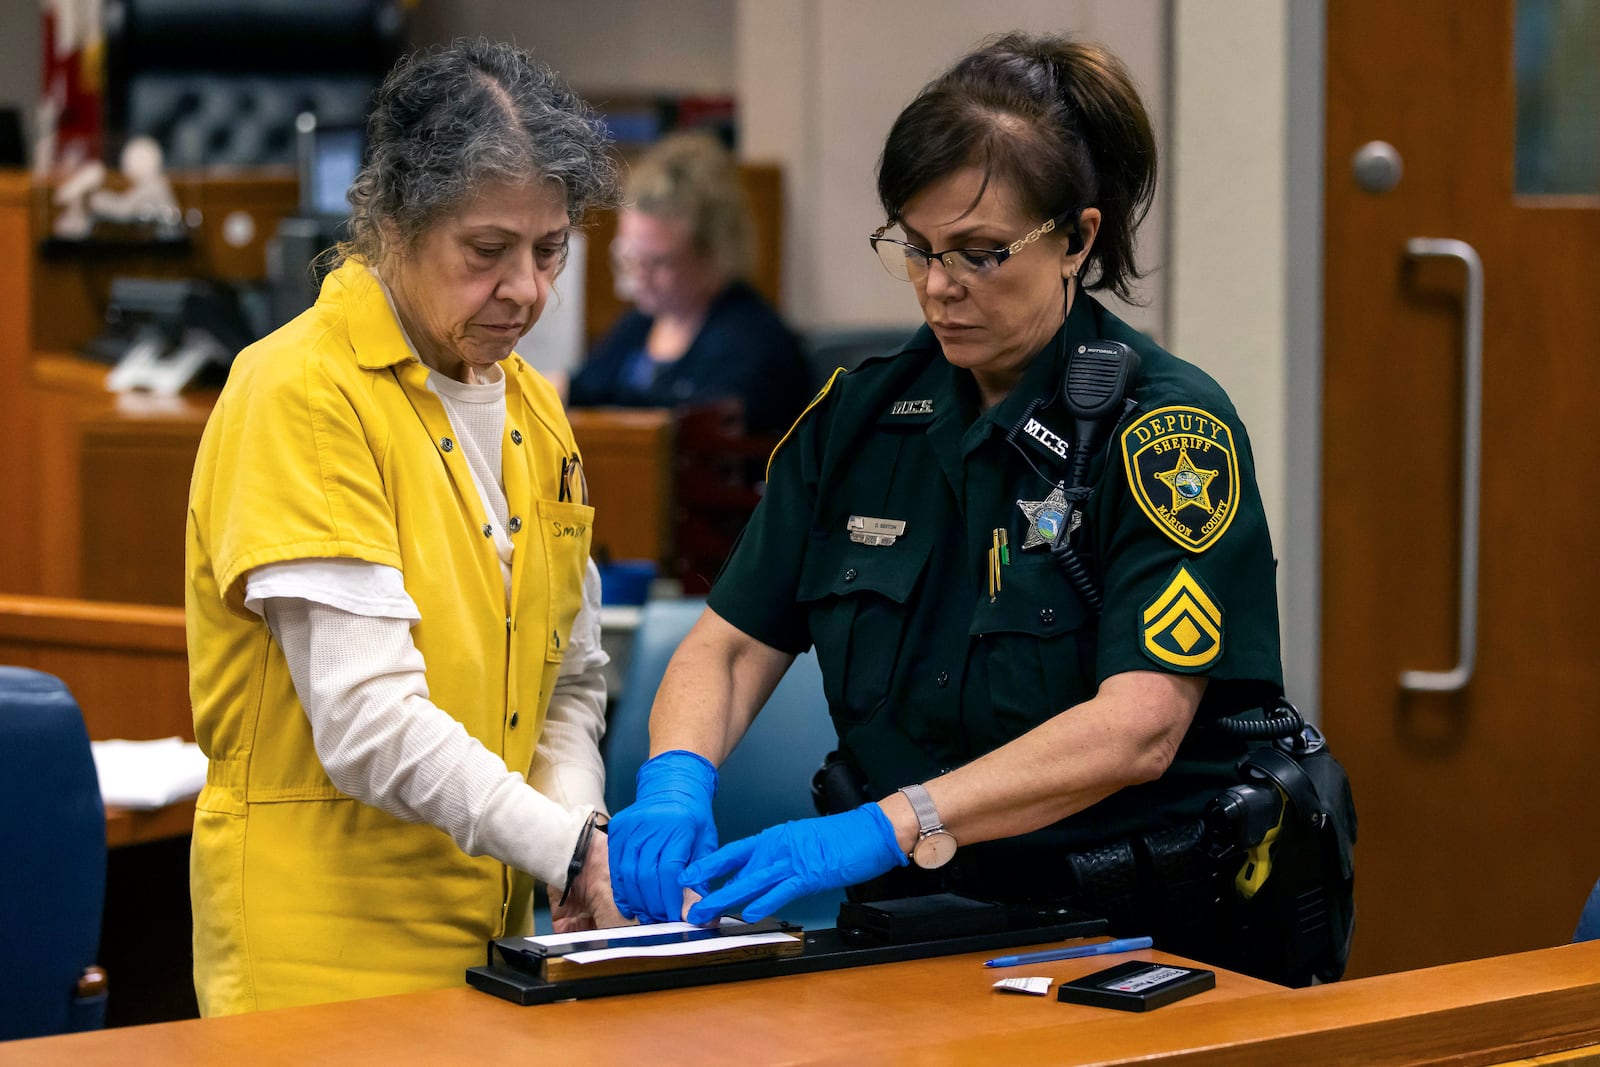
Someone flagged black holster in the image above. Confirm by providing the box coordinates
[1050,724,1357,987]
[1202,727,1359,985]
[812,749,871,817]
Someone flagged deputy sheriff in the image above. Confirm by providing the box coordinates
[608,32,1283,966]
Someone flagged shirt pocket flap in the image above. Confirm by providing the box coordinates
[536,499,595,663]
[796,536,929,604]
[969,557,1090,637]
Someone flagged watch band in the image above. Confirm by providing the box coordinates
[898,782,944,836]
[897,782,957,869]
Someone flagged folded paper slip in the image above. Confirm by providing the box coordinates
[507,919,803,982]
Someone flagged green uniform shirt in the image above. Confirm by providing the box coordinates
[709,294,1283,898]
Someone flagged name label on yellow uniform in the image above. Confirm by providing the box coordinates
[1120,405,1239,552]
[1141,563,1223,671]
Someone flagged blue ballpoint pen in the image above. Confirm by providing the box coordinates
[983,935,1154,968]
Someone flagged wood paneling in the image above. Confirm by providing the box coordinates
[0,172,40,595]
[0,594,189,743]
[568,407,675,565]
[80,400,210,607]
[172,169,299,281]
[31,362,112,596]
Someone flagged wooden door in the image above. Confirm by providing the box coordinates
[1324,0,1600,976]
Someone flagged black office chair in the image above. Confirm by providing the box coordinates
[0,667,109,1039]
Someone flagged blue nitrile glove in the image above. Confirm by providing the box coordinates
[608,750,720,923]
[681,804,908,925]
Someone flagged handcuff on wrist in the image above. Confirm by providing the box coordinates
[558,809,609,906]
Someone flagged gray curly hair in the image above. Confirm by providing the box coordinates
[338,37,621,265]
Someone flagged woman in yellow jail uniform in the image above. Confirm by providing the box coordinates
[185,39,625,1015]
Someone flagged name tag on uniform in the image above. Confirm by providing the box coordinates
[1022,416,1070,459]
[848,515,906,546]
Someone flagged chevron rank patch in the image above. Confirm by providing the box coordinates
[1121,405,1240,552]
[1141,563,1223,671]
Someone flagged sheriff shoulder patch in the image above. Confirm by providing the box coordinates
[1141,563,1223,671]
[1120,405,1240,552]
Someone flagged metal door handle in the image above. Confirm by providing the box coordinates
[1399,238,1482,693]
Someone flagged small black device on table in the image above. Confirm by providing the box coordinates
[1056,961,1215,1012]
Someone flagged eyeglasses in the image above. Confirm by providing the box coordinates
[868,208,1079,287]
[610,244,686,278]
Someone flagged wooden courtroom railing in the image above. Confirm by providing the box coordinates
[0,593,193,846]
[78,395,212,607]
[71,403,681,609]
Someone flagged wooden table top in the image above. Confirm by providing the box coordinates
[6,937,1599,1065]
[103,796,195,849]
[1,941,1274,1064]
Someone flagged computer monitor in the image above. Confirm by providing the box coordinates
[268,113,368,327]
[295,112,365,222]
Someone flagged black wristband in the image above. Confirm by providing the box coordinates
[558,810,608,907]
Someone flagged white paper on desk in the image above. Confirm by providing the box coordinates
[523,920,799,965]
[90,737,208,809]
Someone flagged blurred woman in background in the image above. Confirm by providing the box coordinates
[568,131,811,435]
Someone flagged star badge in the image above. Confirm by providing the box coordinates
[1153,448,1220,514]
[1016,484,1080,550]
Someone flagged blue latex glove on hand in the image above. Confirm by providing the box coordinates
[681,804,908,925]
[608,750,719,923]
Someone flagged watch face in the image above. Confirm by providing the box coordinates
[913,830,958,870]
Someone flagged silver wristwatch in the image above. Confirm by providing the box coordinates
[897,782,958,869]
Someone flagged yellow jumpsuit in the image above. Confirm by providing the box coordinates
[186,261,592,1014]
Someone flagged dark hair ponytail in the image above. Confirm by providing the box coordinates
[876,32,1156,302]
